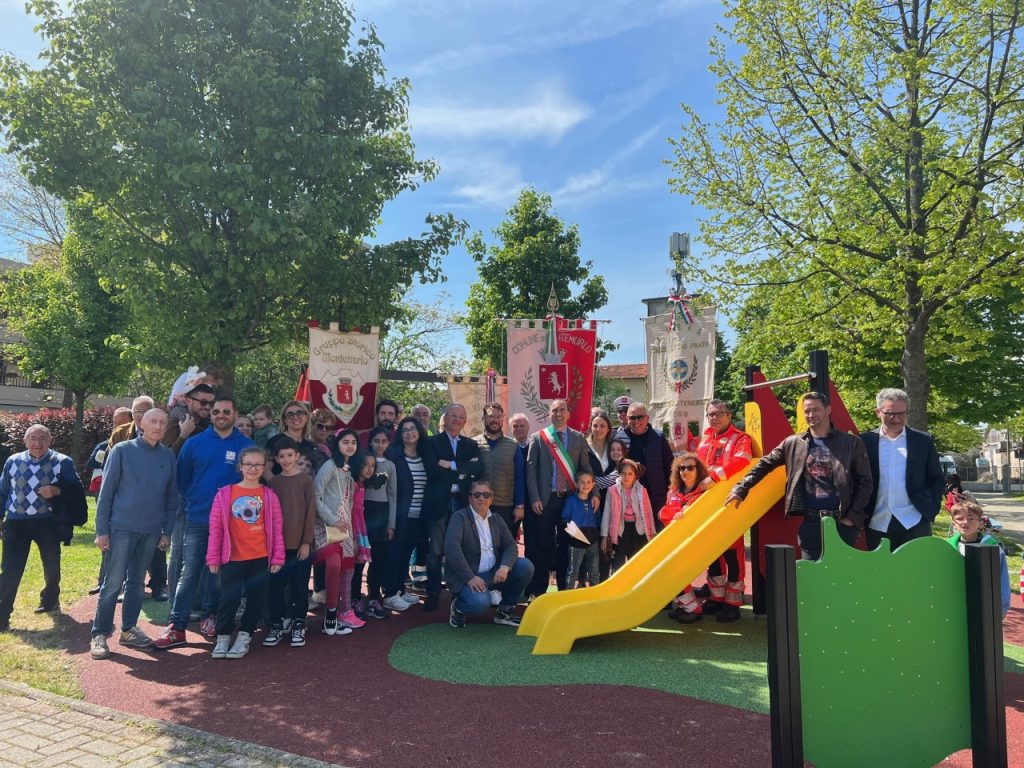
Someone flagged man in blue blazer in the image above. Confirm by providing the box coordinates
[861,388,944,552]
[421,403,483,612]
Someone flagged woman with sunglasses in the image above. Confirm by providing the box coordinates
[265,401,325,480]
[660,453,714,624]
[309,408,338,459]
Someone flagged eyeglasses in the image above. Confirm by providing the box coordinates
[401,426,420,434]
[315,423,333,430]
[470,492,493,499]
[190,397,214,407]
[212,408,233,416]
[681,465,698,471]
[285,410,306,419]
[880,411,908,419]
[241,463,265,470]
[627,415,647,421]
[616,407,629,413]
[706,411,727,418]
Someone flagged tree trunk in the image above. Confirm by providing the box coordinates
[900,318,930,431]
[72,389,86,469]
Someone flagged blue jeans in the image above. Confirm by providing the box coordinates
[91,531,159,637]
[798,513,860,561]
[168,522,220,630]
[453,558,535,615]
[566,542,599,588]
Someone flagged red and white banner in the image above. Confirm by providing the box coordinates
[506,317,597,433]
[307,326,380,431]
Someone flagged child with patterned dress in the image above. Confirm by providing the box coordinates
[600,459,657,572]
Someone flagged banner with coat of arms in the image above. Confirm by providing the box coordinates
[446,371,509,438]
[307,326,380,431]
[506,317,597,434]
[645,306,717,448]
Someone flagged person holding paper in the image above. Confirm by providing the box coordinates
[561,471,601,588]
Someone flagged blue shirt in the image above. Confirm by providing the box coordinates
[177,427,254,523]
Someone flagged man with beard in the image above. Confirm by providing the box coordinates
[474,402,526,540]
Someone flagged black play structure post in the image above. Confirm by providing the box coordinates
[807,349,829,403]
[964,544,1007,768]
[766,544,803,768]
[746,364,767,616]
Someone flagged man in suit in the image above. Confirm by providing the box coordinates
[444,480,534,628]
[421,403,483,612]
[862,388,944,552]
[525,399,594,597]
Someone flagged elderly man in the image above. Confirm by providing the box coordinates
[0,425,83,630]
[474,402,526,540]
[726,392,873,561]
[525,399,593,597]
[444,480,534,628]
[411,403,433,435]
[90,410,178,658]
[110,396,154,448]
[420,403,483,612]
[623,402,674,522]
[510,412,531,449]
[862,388,944,552]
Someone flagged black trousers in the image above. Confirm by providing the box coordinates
[524,493,568,597]
[865,515,932,553]
[268,549,312,625]
[0,517,61,623]
[216,558,269,636]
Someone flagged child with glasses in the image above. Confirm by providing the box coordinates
[561,471,602,588]
[207,447,285,659]
[947,500,1010,619]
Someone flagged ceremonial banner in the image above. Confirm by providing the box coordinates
[446,373,509,437]
[506,317,597,433]
[645,306,717,447]
[308,326,380,431]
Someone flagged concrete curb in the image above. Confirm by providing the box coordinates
[0,678,345,767]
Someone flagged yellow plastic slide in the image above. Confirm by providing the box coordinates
[517,462,786,655]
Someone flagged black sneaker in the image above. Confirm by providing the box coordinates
[263,624,285,646]
[449,601,466,629]
[493,609,520,627]
[290,623,306,647]
[716,604,741,623]
[366,600,388,620]
[677,610,703,624]
[701,599,723,614]
[423,594,439,612]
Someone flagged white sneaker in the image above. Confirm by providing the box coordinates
[212,635,231,659]
[490,590,503,606]
[382,594,410,612]
[400,592,420,604]
[90,635,110,660]
[225,631,251,659]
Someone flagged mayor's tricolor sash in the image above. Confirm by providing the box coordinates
[539,425,577,492]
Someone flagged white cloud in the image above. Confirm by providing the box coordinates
[554,123,666,207]
[410,84,590,142]
[435,154,527,210]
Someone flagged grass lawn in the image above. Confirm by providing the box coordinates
[0,501,102,698]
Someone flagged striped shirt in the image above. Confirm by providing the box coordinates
[406,455,427,519]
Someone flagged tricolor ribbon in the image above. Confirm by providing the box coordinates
[667,292,695,331]
[485,368,497,402]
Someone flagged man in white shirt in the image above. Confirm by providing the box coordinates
[443,481,533,629]
[861,388,944,552]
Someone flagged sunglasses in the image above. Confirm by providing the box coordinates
[315,423,333,430]
[190,397,215,407]
[681,465,698,471]
[212,408,233,416]
[284,410,306,419]
[627,415,647,421]
[470,492,493,499]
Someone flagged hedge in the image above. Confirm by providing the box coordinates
[0,406,116,475]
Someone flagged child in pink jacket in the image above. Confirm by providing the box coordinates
[207,447,285,659]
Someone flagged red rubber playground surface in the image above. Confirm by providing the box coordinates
[63,589,1024,768]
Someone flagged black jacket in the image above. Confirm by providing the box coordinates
[52,477,88,546]
[860,427,944,523]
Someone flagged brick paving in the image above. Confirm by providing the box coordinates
[0,681,343,768]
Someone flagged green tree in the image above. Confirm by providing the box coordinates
[0,0,462,374]
[669,0,1024,430]
[464,188,609,372]
[0,223,133,462]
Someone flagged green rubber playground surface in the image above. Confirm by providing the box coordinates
[389,607,1024,716]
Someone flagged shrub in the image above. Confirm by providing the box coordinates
[0,406,116,475]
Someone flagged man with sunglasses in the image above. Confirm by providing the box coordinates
[443,480,533,628]
[694,399,754,622]
[623,403,674,525]
[861,388,943,552]
[154,395,253,649]
[162,383,215,455]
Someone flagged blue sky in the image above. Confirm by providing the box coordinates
[0,0,729,365]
